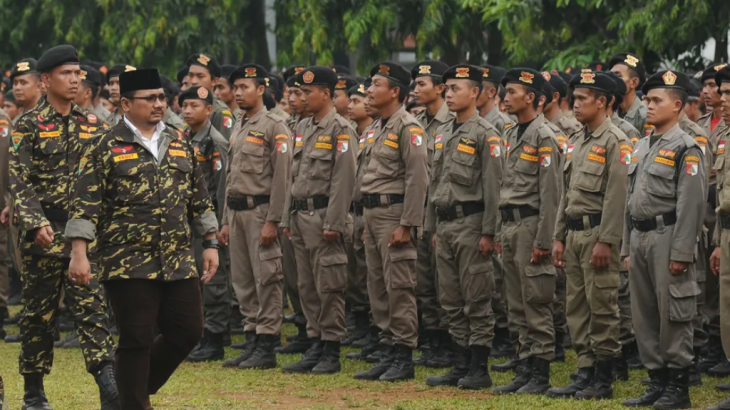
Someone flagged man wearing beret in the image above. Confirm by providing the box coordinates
[185,53,235,140]
[410,60,454,368]
[10,44,119,410]
[216,64,242,121]
[74,65,107,121]
[279,66,357,374]
[542,72,582,139]
[606,72,643,145]
[548,71,628,400]
[219,63,291,370]
[697,64,728,138]
[609,52,647,135]
[10,58,42,123]
[621,70,705,409]
[353,62,428,382]
[684,78,704,124]
[159,75,185,130]
[66,68,219,410]
[267,74,289,122]
[478,65,515,137]
[333,74,358,120]
[104,63,137,126]
[422,64,502,389]
[492,68,561,395]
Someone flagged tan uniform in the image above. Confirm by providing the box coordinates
[360,106,428,349]
[211,98,235,141]
[424,113,502,347]
[611,112,642,145]
[621,96,647,136]
[554,116,628,368]
[224,108,291,335]
[499,114,561,361]
[621,124,705,370]
[712,125,730,358]
[282,110,356,341]
[483,106,515,136]
[549,111,582,139]
[282,114,305,325]
[164,107,186,130]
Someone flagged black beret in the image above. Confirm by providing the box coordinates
[714,66,730,91]
[702,63,728,83]
[286,74,301,89]
[688,77,702,98]
[336,74,358,91]
[608,52,646,84]
[543,71,568,98]
[555,70,572,85]
[120,68,163,95]
[501,67,545,95]
[411,60,449,80]
[108,64,137,83]
[229,64,269,84]
[4,90,16,104]
[480,65,506,85]
[300,66,338,88]
[570,70,616,95]
[605,71,627,106]
[348,83,367,97]
[267,74,285,100]
[178,85,213,107]
[542,81,555,106]
[176,66,189,85]
[283,65,305,81]
[263,88,276,110]
[37,45,79,73]
[642,70,690,95]
[587,61,607,72]
[369,62,410,88]
[79,65,101,88]
[333,64,351,74]
[160,74,179,97]
[186,53,222,79]
[221,65,237,82]
[9,58,38,80]
[442,64,484,84]
[363,77,372,89]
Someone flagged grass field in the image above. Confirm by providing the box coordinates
[1,305,728,410]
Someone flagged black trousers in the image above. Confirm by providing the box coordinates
[104,278,203,410]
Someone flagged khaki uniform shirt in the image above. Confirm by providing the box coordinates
[164,107,186,130]
[353,119,380,203]
[483,105,515,137]
[612,112,642,145]
[211,98,235,141]
[712,126,730,242]
[621,96,647,136]
[270,106,290,122]
[187,121,228,226]
[549,111,582,139]
[415,101,453,170]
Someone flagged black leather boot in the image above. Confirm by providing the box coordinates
[93,363,121,410]
[553,332,566,362]
[342,312,369,346]
[222,331,257,368]
[516,357,551,395]
[427,330,455,368]
[354,345,394,380]
[492,357,531,394]
[625,340,643,369]
[700,335,723,373]
[229,309,245,335]
[379,344,415,382]
[614,347,630,381]
[426,344,470,387]
[186,329,225,362]
[492,352,521,373]
[546,367,594,398]
[576,360,613,400]
[311,341,342,374]
[346,332,379,361]
[414,330,438,366]
[22,373,52,410]
[457,345,492,390]
[281,340,323,373]
[705,396,730,410]
[623,368,668,407]
[275,323,311,354]
[709,360,730,378]
[352,330,373,349]
[239,334,277,369]
[689,347,702,386]
[652,367,691,409]
[490,327,515,359]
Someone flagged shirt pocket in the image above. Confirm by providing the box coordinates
[645,163,676,198]
[431,148,444,181]
[292,147,303,177]
[512,155,539,192]
[715,155,725,188]
[575,160,605,193]
[307,146,333,180]
[449,151,477,186]
[34,137,67,171]
[375,144,401,176]
[112,160,153,205]
[168,158,193,199]
[238,142,265,174]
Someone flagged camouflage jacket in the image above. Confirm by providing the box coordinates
[65,121,217,281]
[10,98,108,257]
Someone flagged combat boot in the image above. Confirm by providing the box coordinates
[652,367,691,410]
[705,396,730,410]
[275,323,311,354]
[342,311,369,346]
[427,330,455,368]
[624,339,643,369]
[553,331,566,362]
[576,360,613,400]
[491,352,521,373]
[354,345,394,380]
[700,335,723,373]
[457,345,493,390]
[94,363,121,410]
[492,357,531,394]
[186,329,224,362]
[346,332,379,361]
[546,367,594,398]
[414,330,438,366]
[614,346,630,381]
[239,334,277,369]
[490,327,515,359]
[311,341,341,374]
[516,357,551,395]
[426,344,470,387]
[709,360,730,378]
[21,373,52,410]
[352,330,373,348]
[222,331,256,368]
[0,307,6,339]
[623,368,668,407]
[379,344,415,382]
[281,340,323,373]
[689,347,702,386]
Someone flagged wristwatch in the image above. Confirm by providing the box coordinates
[203,239,219,249]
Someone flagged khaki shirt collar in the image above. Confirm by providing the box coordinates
[245,107,268,125]
[190,120,212,143]
[585,115,612,140]
[313,109,337,131]
[382,105,407,131]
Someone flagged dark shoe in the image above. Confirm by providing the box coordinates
[426,344,470,387]
[700,335,724,373]
[354,345,395,381]
[546,367,594,398]
[5,334,20,344]
[624,340,643,370]
[563,331,573,349]
[4,312,20,326]
[576,360,613,400]
[239,334,277,369]
[492,353,521,373]
[458,345,493,390]
[186,330,225,362]
[346,337,379,361]
[652,367,691,409]
[705,396,730,410]
[490,327,515,359]
[614,354,630,381]
[353,326,378,349]
[379,344,415,382]
[623,368,667,407]
[516,357,551,395]
[717,382,730,391]
[22,373,52,410]
[352,332,372,349]
[342,312,369,346]
[276,323,311,354]
[281,340,323,373]
[94,363,121,410]
[283,314,296,324]
[553,332,566,363]
[365,348,384,364]
[311,341,341,374]
[492,358,531,394]
[689,354,702,387]
[58,333,80,349]
[427,331,455,368]
[709,360,730,378]
[229,310,245,335]
[414,330,438,367]
[0,308,7,339]
[223,332,256,368]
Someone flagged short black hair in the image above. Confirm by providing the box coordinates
[587,88,610,106]
[121,90,136,100]
[80,81,98,100]
[498,85,506,101]
[665,88,688,110]
[611,95,621,112]
[469,80,483,96]
[384,78,408,103]
[100,89,110,99]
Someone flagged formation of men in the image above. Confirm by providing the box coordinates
[1,44,730,410]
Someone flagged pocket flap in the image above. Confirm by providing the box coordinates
[319,253,348,266]
[628,162,638,175]
[452,151,476,166]
[668,281,701,298]
[594,273,620,288]
[259,246,283,261]
[309,146,333,160]
[241,142,265,156]
[714,155,725,172]
[647,163,675,179]
[168,159,192,173]
[524,263,555,277]
[389,248,417,262]
[468,263,491,275]
[580,160,605,176]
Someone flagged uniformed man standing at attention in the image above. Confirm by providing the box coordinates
[216,65,243,120]
[543,73,582,139]
[684,78,704,124]
[697,64,728,138]
[334,74,358,120]
[353,62,428,382]
[219,64,291,370]
[410,60,454,368]
[423,64,503,389]
[10,58,42,118]
[185,53,235,140]
[621,70,705,410]
[548,72,627,400]
[104,64,137,125]
[492,68,561,395]
[478,65,515,136]
[609,53,647,134]
[607,72,643,145]
[160,75,185,130]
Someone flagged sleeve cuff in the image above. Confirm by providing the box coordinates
[598,234,622,247]
[670,249,695,263]
[193,212,219,237]
[64,219,96,242]
[399,218,422,228]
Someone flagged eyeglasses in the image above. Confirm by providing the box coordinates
[126,94,166,103]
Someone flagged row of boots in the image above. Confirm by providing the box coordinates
[20,363,120,410]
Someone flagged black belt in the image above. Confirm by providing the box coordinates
[361,194,405,209]
[721,213,730,230]
[292,196,329,212]
[350,202,364,216]
[566,214,602,231]
[500,206,539,222]
[42,207,68,223]
[630,212,677,232]
[436,202,484,222]
[227,195,270,211]
[709,184,717,206]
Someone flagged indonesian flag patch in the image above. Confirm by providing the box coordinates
[567,144,574,154]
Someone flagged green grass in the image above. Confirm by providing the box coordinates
[1,305,728,409]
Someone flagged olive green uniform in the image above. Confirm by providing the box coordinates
[712,125,730,359]
[165,107,186,130]
[211,98,235,141]
[620,96,647,137]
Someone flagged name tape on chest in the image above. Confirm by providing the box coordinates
[168,149,187,157]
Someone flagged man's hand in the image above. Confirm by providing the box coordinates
[710,247,721,276]
[622,256,630,272]
[552,240,565,268]
[200,248,220,283]
[218,225,229,246]
[323,230,341,242]
[669,260,690,275]
[495,241,502,257]
[282,227,292,240]
[389,226,411,247]
[34,225,54,247]
[591,242,611,269]
[479,235,495,258]
[432,233,437,249]
[260,221,278,246]
[0,206,10,226]
[531,247,549,264]
[68,251,91,285]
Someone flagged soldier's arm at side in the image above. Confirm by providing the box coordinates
[266,122,292,223]
[9,120,49,232]
[535,136,562,249]
[324,128,357,234]
[481,133,502,236]
[214,139,229,228]
[598,139,629,246]
[399,127,428,227]
[672,147,706,262]
[553,166,568,244]
[188,143,218,237]
[65,141,107,241]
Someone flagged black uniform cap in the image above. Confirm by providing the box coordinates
[501,67,545,95]
[587,61,607,72]
[714,66,730,91]
[554,70,572,85]
[570,70,616,95]
[178,85,213,107]
[221,65,237,82]
[79,65,101,88]
[542,81,555,106]
[641,70,690,95]
[37,45,79,73]
[605,71,627,105]
[9,58,38,80]
[442,64,484,84]
[286,74,301,89]
[369,62,411,88]
[332,64,351,74]
[543,71,568,98]
[702,63,728,83]
[608,52,646,84]
[687,77,702,98]
[348,83,367,97]
[229,64,269,84]
[300,66,338,89]
[119,68,163,95]
[186,53,222,79]
[267,74,285,101]
[480,65,506,85]
[411,60,449,80]
[336,74,358,91]
[283,65,305,81]
[176,66,189,85]
[108,64,137,83]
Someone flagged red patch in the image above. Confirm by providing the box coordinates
[76,115,87,123]
[111,145,135,154]
[87,114,98,123]
[38,123,56,131]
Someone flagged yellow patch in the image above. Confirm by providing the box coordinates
[168,149,187,157]
[79,133,93,139]
[39,131,60,138]
[538,146,553,153]
[658,149,676,158]
[694,137,708,144]
[275,134,288,140]
[685,155,700,163]
[520,153,538,162]
[337,134,350,141]
[314,142,332,150]
[245,136,264,144]
[113,153,138,162]
[435,143,443,150]
[317,135,332,143]
[487,136,501,143]
[619,144,633,151]
[222,110,232,116]
[80,125,97,132]
[196,154,207,162]
[457,144,476,154]
[386,133,398,141]
[384,140,399,149]
[587,153,606,163]
[654,157,675,167]
[295,142,303,147]
[523,145,537,154]
[409,127,423,134]
[631,156,638,163]
[170,142,184,147]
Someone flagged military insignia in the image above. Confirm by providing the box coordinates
[504,123,513,130]
[336,80,346,89]
[295,67,304,74]
[197,54,211,66]
[295,134,303,147]
[196,153,207,162]
[245,68,257,78]
[482,68,490,77]
[367,130,375,144]
[36,114,45,122]
[540,154,551,168]
[567,144,575,154]
[654,156,675,167]
[0,125,8,138]
[662,71,677,86]
[275,134,288,140]
[539,146,553,153]
[460,138,477,146]
[113,153,138,162]
[457,143,475,154]
[337,140,349,153]
[337,134,349,141]
[11,132,22,150]
[411,133,423,146]
[80,125,98,132]
[587,153,606,163]
[78,157,88,175]
[715,64,728,72]
[686,155,700,162]
[624,55,639,68]
[197,87,209,98]
[455,67,470,78]
[384,139,399,149]
[112,146,134,154]
[318,135,332,143]
[357,84,365,94]
[520,153,538,162]
[265,78,270,87]
[80,70,87,80]
[168,149,187,157]
[418,65,431,75]
[620,151,632,165]
[38,123,56,132]
[88,114,98,123]
[658,148,676,158]
[39,131,61,138]
[314,142,332,150]
[223,117,233,129]
[125,65,137,72]
[379,65,390,76]
[580,73,596,84]
[719,141,726,155]
[170,141,183,148]
[523,145,537,154]
[519,71,534,84]
[541,72,551,81]
[17,62,30,71]
[591,145,606,154]
[213,158,222,171]
[303,71,315,84]
[644,124,656,137]
[695,136,708,154]
[245,136,264,144]
[686,163,698,176]
[79,133,93,139]
[490,144,501,157]
[277,141,288,153]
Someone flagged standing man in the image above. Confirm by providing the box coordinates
[543,73,581,139]
[160,75,185,130]
[548,72,627,399]
[609,53,647,134]
[684,78,703,124]
[622,70,704,409]
[219,64,291,370]
[185,53,235,140]
[607,72,643,145]
[74,65,104,116]
[353,62,428,382]
[492,68,561,395]
[478,65,515,136]
[66,68,219,410]
[216,65,243,120]
[10,45,118,410]
[10,58,42,116]
[423,64,503,389]
[334,74,358,119]
[697,64,727,137]
[105,64,137,125]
